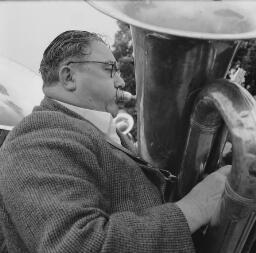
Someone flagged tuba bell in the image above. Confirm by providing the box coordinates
[88,1,256,252]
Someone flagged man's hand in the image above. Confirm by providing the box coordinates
[176,165,231,233]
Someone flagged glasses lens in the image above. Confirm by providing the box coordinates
[110,63,115,78]
[111,63,114,78]
[112,62,120,78]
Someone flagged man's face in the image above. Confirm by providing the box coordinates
[71,41,125,117]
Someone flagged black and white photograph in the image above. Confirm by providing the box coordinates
[0,1,255,252]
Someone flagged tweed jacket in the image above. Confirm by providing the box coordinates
[0,97,195,253]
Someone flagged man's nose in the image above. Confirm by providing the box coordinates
[114,74,125,89]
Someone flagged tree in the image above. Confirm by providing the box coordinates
[232,40,256,95]
[112,21,137,139]
[112,21,135,95]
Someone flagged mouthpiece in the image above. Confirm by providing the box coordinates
[116,89,136,104]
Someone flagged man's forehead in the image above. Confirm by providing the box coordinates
[88,41,115,61]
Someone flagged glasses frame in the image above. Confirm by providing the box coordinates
[66,60,120,78]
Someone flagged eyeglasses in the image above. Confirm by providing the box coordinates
[66,60,120,78]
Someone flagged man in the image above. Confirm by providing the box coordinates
[0,30,230,252]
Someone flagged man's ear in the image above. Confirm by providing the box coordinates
[58,66,76,91]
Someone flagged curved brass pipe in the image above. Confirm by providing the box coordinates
[178,79,256,199]
[178,79,256,252]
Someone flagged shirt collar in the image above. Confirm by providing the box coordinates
[54,100,121,145]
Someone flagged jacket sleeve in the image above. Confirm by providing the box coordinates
[0,126,195,253]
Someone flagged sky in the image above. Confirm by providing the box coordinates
[0,0,118,74]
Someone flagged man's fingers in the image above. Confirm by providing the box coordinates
[216,165,231,176]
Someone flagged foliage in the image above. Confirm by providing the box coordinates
[112,21,135,95]
[232,40,256,95]
[112,21,137,139]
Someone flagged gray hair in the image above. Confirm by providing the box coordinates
[39,30,105,86]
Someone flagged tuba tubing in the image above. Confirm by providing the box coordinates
[178,79,256,199]
[178,79,256,252]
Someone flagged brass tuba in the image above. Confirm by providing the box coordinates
[88,1,256,252]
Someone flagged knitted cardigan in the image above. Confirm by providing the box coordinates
[0,97,195,253]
